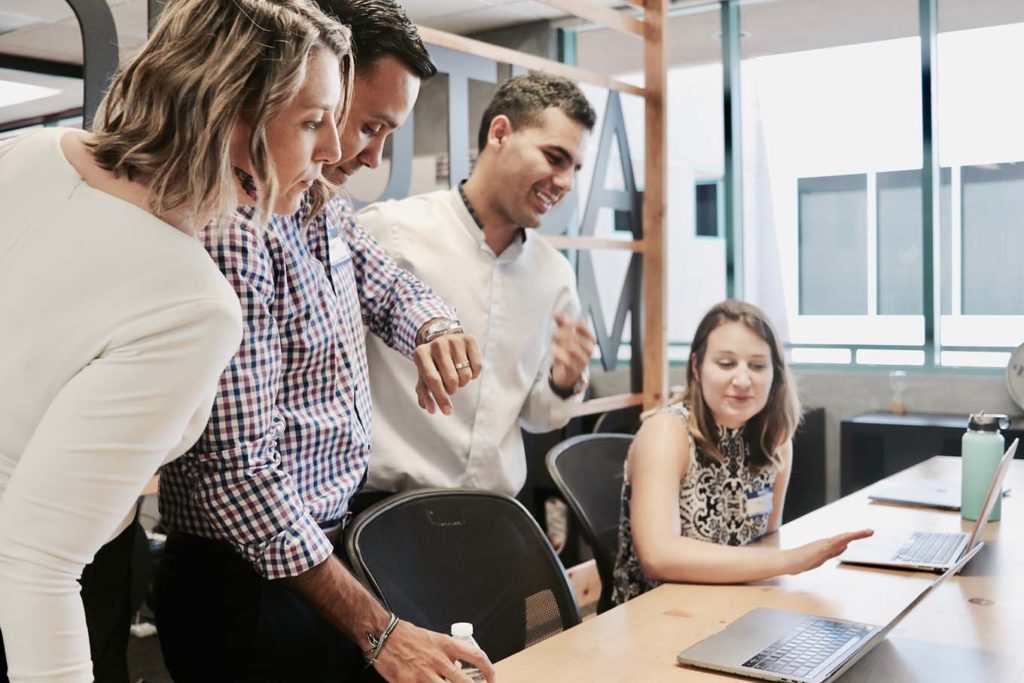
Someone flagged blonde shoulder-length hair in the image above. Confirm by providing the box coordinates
[89,0,354,233]
[672,299,802,470]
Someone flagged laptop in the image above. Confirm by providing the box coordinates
[676,543,981,683]
[868,481,1011,511]
[867,482,960,510]
[839,438,1017,572]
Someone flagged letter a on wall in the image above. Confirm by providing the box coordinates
[576,91,643,377]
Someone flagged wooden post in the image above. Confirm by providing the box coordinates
[642,0,668,411]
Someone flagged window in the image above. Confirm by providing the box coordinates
[798,174,867,315]
[959,163,1024,315]
[695,181,721,238]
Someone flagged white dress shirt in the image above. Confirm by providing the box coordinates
[357,187,585,496]
[0,129,241,681]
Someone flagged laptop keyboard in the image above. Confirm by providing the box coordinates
[892,531,962,564]
[742,618,870,679]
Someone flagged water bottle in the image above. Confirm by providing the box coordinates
[961,412,1007,521]
[450,622,487,682]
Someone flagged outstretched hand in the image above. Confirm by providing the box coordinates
[787,529,874,575]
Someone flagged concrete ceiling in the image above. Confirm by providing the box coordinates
[0,0,595,125]
[577,0,1024,76]
[1,0,1023,127]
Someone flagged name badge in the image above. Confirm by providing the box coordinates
[746,486,773,518]
[328,233,351,268]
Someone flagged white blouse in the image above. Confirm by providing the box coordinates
[0,129,242,681]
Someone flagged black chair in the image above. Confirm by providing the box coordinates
[343,489,581,663]
[591,405,642,434]
[545,433,633,613]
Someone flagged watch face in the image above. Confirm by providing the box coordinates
[1008,343,1024,412]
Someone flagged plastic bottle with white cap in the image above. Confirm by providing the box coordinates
[961,412,1008,521]
[450,622,486,682]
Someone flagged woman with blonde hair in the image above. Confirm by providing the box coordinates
[0,0,353,679]
[612,300,872,605]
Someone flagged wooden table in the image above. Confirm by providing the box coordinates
[495,456,1024,682]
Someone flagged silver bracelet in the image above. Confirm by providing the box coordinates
[363,612,400,668]
[422,319,464,344]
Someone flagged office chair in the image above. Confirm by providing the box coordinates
[545,433,633,613]
[343,489,581,663]
[591,405,642,434]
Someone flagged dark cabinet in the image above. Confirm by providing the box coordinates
[840,411,1024,496]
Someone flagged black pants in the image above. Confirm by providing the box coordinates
[0,518,138,683]
[153,533,384,683]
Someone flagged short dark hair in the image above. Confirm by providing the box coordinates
[313,0,436,79]
[477,73,596,151]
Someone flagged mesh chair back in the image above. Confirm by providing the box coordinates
[344,489,581,663]
[546,433,633,613]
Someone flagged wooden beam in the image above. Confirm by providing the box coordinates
[541,236,644,252]
[417,26,645,98]
[569,392,644,418]
[641,0,668,412]
[533,0,644,37]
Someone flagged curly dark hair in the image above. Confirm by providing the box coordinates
[313,0,436,78]
[477,73,596,151]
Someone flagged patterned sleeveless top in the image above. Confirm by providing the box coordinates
[611,404,777,605]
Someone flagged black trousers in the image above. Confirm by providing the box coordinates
[153,533,384,683]
[0,518,138,683]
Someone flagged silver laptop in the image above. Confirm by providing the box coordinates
[867,482,960,510]
[868,481,1011,511]
[677,541,983,682]
[840,438,1017,572]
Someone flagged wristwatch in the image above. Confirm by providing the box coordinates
[418,318,464,345]
[549,367,589,399]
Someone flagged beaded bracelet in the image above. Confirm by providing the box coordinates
[363,612,400,668]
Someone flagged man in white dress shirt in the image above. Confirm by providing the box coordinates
[356,74,597,501]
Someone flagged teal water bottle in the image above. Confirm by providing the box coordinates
[961,413,1007,521]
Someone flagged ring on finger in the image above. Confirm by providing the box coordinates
[454,361,471,371]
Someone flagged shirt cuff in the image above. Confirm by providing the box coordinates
[396,301,457,358]
[549,367,590,400]
[252,513,335,580]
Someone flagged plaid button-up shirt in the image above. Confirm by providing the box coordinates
[158,194,453,579]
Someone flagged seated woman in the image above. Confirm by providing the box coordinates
[612,300,871,604]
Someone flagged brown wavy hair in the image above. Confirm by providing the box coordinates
[682,300,801,470]
[88,0,354,233]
